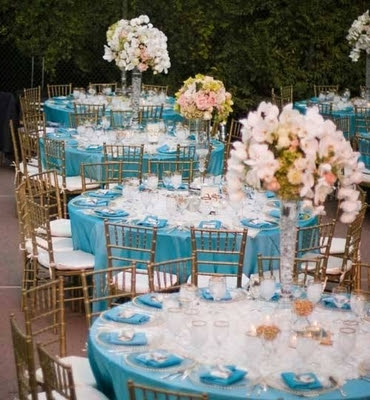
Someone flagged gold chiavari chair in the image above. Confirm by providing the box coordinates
[37,344,109,400]
[73,103,106,123]
[271,85,293,110]
[68,111,99,128]
[18,119,43,177]
[26,199,95,310]
[223,119,243,174]
[325,203,367,289]
[190,227,248,288]
[147,158,195,184]
[103,144,144,181]
[23,86,43,116]
[10,314,39,400]
[9,119,23,185]
[256,255,324,286]
[317,102,333,119]
[353,133,370,188]
[127,379,208,400]
[295,220,336,282]
[332,115,351,142]
[80,161,124,192]
[104,221,158,294]
[354,105,370,135]
[110,110,133,128]
[88,82,117,94]
[353,261,370,295]
[81,265,137,327]
[22,278,97,388]
[313,84,339,97]
[141,84,168,96]
[47,83,72,98]
[148,257,194,293]
[44,137,85,198]
[139,104,163,124]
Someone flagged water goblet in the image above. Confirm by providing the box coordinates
[296,328,320,371]
[191,320,208,360]
[306,280,323,304]
[213,320,229,362]
[162,170,172,188]
[208,276,227,301]
[167,307,183,338]
[146,173,159,191]
[140,191,152,213]
[259,276,276,301]
[176,194,189,212]
[338,326,357,364]
[332,286,349,309]
[171,172,182,190]
[350,290,366,318]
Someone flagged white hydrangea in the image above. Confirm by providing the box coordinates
[347,10,370,62]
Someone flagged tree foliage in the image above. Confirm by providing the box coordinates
[1,0,368,116]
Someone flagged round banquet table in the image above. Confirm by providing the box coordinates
[88,292,370,400]
[39,130,224,177]
[44,96,184,128]
[67,188,316,276]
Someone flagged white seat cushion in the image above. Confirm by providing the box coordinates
[325,256,352,275]
[20,161,39,176]
[54,174,99,192]
[25,236,74,254]
[50,219,72,237]
[187,273,249,288]
[36,356,97,388]
[38,249,94,271]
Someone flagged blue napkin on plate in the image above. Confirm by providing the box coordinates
[137,294,163,309]
[94,209,129,218]
[268,209,281,218]
[321,296,350,310]
[137,216,167,228]
[163,183,188,191]
[99,331,147,346]
[157,144,177,153]
[200,288,232,301]
[265,191,276,198]
[88,190,120,199]
[85,145,103,152]
[198,220,222,229]
[135,351,182,368]
[200,365,246,386]
[241,218,277,229]
[73,198,109,207]
[281,372,323,390]
[105,309,150,324]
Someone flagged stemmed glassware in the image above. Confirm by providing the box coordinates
[296,327,322,371]
[162,171,172,188]
[259,276,276,301]
[171,172,182,190]
[213,320,230,363]
[332,286,349,309]
[306,280,323,304]
[208,276,227,301]
[350,290,366,318]
[337,326,357,365]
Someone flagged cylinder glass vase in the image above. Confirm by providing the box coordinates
[193,119,210,177]
[120,68,127,91]
[279,199,298,304]
[131,67,142,128]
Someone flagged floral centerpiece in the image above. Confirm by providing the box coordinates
[347,10,370,99]
[174,74,233,124]
[227,102,364,300]
[103,14,171,74]
[347,10,370,63]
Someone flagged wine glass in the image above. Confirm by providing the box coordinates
[208,276,227,301]
[338,326,357,364]
[306,280,323,304]
[350,290,366,318]
[146,173,159,191]
[167,307,183,338]
[162,170,172,188]
[191,320,208,361]
[171,172,182,190]
[140,191,152,213]
[259,276,276,301]
[332,286,349,309]
[213,320,229,363]
[296,328,321,371]
[176,194,189,212]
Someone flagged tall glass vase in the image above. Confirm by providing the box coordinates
[120,68,127,91]
[279,199,298,304]
[131,67,142,128]
[366,54,370,101]
[193,119,210,178]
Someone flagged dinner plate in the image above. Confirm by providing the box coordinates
[188,366,247,390]
[267,376,337,398]
[124,350,194,373]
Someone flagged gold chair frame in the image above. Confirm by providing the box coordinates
[47,84,72,98]
[313,84,339,97]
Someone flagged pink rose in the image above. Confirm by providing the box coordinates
[265,177,280,191]
[323,172,337,185]
[195,92,213,110]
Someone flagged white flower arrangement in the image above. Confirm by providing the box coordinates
[347,10,370,62]
[226,102,364,223]
[103,15,171,74]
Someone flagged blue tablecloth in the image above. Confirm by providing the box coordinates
[294,100,356,139]
[44,97,184,128]
[88,302,370,400]
[68,195,316,277]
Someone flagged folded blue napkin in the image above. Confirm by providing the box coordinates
[137,216,167,228]
[94,209,129,218]
[105,309,150,324]
[241,218,277,229]
[200,365,246,386]
[73,198,109,207]
[164,183,188,191]
[99,331,147,346]
[157,144,177,153]
[57,127,72,135]
[85,145,103,152]
[321,296,350,310]
[200,288,232,301]
[268,209,281,218]
[198,220,222,229]
[66,139,79,146]
[281,372,323,390]
[137,293,163,309]
[54,96,67,101]
[265,191,276,198]
[66,102,74,109]
[88,190,120,199]
[135,351,183,368]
